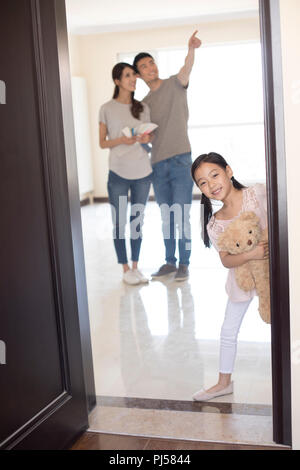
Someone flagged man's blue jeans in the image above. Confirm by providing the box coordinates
[107,170,152,264]
[152,152,194,266]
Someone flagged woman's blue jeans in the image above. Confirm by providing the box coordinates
[107,170,152,264]
[152,152,193,266]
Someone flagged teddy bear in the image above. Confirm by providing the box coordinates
[217,211,271,324]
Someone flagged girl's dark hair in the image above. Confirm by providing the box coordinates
[112,62,143,119]
[191,152,247,248]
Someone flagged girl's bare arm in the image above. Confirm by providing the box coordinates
[219,242,269,269]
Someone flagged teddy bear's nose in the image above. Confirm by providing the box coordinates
[248,240,252,246]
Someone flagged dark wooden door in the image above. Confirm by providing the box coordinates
[259,0,292,446]
[0,0,95,449]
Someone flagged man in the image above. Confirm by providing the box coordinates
[133,31,201,281]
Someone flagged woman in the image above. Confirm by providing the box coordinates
[99,63,153,285]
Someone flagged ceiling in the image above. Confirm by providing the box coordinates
[66,0,259,35]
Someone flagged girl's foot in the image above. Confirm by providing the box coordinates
[192,382,234,402]
[204,382,231,395]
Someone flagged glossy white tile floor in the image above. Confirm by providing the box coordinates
[81,201,272,405]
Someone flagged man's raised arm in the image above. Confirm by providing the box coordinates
[177,30,202,87]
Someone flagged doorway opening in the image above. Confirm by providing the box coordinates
[64,0,290,446]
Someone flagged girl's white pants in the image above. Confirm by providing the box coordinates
[219,298,253,374]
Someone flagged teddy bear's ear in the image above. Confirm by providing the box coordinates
[217,231,228,251]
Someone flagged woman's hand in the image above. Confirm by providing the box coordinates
[120,135,137,145]
[248,241,269,261]
[136,133,152,144]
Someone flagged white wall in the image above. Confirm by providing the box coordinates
[68,34,82,76]
[279,0,300,451]
[68,18,260,197]
[71,77,94,196]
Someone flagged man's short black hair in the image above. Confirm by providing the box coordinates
[133,52,154,73]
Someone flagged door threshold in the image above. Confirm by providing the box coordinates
[88,403,280,448]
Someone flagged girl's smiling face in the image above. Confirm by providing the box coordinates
[194,162,233,200]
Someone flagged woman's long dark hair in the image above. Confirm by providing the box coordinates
[191,152,246,248]
[112,62,143,119]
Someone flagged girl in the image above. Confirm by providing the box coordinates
[99,63,153,285]
[191,152,269,401]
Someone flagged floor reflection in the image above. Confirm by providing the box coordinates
[119,281,203,400]
[81,201,272,405]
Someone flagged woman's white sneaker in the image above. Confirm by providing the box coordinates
[132,269,149,283]
[123,269,140,285]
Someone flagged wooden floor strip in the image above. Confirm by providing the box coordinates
[70,432,290,451]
